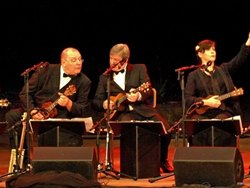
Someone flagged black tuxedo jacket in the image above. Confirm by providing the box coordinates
[19,63,92,118]
[92,63,158,117]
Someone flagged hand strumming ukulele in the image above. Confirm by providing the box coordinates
[39,84,76,119]
[106,82,151,120]
[195,87,244,115]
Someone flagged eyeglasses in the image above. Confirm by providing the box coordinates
[110,56,122,62]
[66,57,84,63]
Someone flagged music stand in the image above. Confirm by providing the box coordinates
[108,120,166,179]
[109,120,167,136]
[184,115,243,147]
[29,118,87,147]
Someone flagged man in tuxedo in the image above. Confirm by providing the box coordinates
[92,43,173,173]
[5,47,92,168]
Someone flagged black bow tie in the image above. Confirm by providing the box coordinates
[114,69,125,75]
[63,73,75,78]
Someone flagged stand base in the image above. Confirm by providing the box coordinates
[97,163,120,180]
[148,172,174,183]
[97,163,137,180]
[244,174,250,179]
[0,166,31,182]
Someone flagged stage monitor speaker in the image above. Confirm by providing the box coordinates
[120,125,160,179]
[173,147,244,187]
[32,147,97,180]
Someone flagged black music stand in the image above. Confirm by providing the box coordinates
[109,120,167,136]
[184,116,243,147]
[30,118,86,147]
[108,120,166,179]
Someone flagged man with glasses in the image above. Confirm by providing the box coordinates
[5,47,92,169]
[92,43,174,174]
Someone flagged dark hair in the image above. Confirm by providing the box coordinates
[195,39,216,54]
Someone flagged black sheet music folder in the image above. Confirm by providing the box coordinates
[30,118,86,136]
[184,116,243,138]
[29,118,86,146]
[108,120,166,136]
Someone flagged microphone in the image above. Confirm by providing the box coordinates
[21,61,49,76]
[207,61,212,66]
[200,61,212,69]
[103,60,126,75]
[117,59,127,69]
[39,61,49,68]
[175,61,212,72]
[194,101,204,107]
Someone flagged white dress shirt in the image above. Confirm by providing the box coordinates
[59,66,71,89]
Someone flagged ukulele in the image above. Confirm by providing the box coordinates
[106,82,150,120]
[195,87,244,115]
[8,112,27,173]
[40,84,76,119]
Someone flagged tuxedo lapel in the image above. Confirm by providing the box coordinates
[54,72,61,90]
[59,76,78,93]
[125,64,133,91]
[44,65,61,102]
[110,79,124,93]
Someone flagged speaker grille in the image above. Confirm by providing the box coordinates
[32,147,97,180]
[173,147,244,187]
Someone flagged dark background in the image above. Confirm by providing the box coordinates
[1,1,250,122]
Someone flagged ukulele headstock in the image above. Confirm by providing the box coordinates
[231,87,244,97]
[0,99,11,108]
[138,82,151,93]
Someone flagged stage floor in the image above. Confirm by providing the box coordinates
[1,132,250,187]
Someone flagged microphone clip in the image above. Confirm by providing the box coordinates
[103,60,124,75]
[194,101,204,107]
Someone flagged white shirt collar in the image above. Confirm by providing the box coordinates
[60,66,71,89]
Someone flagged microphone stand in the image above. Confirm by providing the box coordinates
[174,69,186,147]
[174,64,202,146]
[0,63,45,181]
[0,124,24,180]
[97,63,137,180]
[97,64,120,180]
[21,73,32,173]
[148,103,198,183]
[19,62,48,172]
